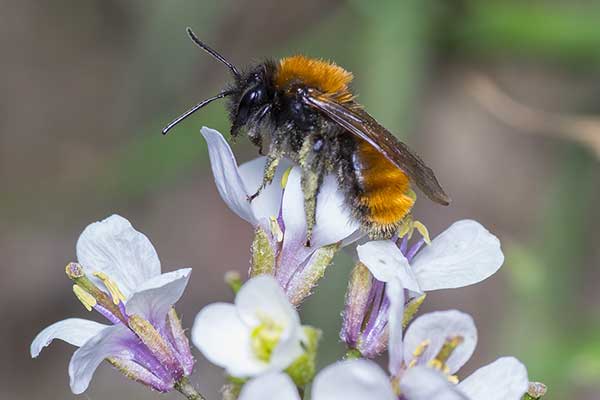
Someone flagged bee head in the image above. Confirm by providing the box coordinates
[228,63,276,138]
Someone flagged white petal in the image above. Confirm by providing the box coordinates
[458,357,529,400]
[192,303,266,377]
[411,220,504,291]
[236,275,303,371]
[281,169,358,252]
[239,156,293,222]
[401,366,468,400]
[386,278,405,376]
[403,310,477,374]
[125,268,191,324]
[201,127,258,225]
[239,373,300,400]
[312,359,395,400]
[76,214,161,298]
[235,275,300,329]
[357,240,421,292]
[68,324,134,394]
[31,318,108,357]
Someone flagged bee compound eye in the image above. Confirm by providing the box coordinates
[237,87,265,121]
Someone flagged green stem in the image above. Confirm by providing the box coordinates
[175,377,207,400]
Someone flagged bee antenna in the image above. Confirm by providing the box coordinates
[162,90,233,135]
[186,27,240,78]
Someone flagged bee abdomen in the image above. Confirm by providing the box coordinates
[352,140,415,238]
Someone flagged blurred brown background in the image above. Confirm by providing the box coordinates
[2,1,599,399]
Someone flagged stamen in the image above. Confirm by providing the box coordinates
[428,336,464,373]
[408,339,430,368]
[66,262,127,324]
[280,166,293,188]
[72,285,96,311]
[412,221,431,245]
[269,216,284,242]
[93,271,126,305]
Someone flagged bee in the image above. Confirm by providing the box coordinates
[163,28,450,245]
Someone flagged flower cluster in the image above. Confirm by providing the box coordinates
[30,127,546,400]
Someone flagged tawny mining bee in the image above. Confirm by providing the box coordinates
[163,28,450,245]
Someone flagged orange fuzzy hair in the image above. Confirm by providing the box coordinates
[275,55,354,102]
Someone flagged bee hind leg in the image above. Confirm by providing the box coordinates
[248,151,282,202]
[299,136,325,247]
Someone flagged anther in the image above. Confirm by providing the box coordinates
[93,271,126,305]
[72,285,97,311]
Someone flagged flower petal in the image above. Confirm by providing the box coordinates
[201,127,258,225]
[239,373,301,400]
[76,214,161,298]
[31,318,108,358]
[191,303,265,377]
[403,310,477,374]
[411,220,504,291]
[357,240,420,292]
[400,366,468,400]
[236,275,303,371]
[125,268,191,325]
[68,324,137,394]
[239,156,293,222]
[235,275,300,329]
[386,277,405,376]
[458,357,529,400]
[312,359,395,400]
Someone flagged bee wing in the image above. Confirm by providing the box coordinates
[303,91,450,205]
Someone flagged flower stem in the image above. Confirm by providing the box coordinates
[175,377,207,400]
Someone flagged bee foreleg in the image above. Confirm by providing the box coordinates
[247,151,281,202]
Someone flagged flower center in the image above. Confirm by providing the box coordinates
[66,262,128,324]
[250,316,284,362]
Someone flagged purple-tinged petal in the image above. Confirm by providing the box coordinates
[31,318,108,358]
[357,240,421,292]
[165,308,195,376]
[69,324,171,394]
[201,127,259,225]
[76,215,161,298]
[108,357,173,393]
[126,268,191,325]
[403,310,477,374]
[386,277,405,376]
[340,263,373,348]
[458,357,528,400]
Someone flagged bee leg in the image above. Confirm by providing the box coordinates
[299,137,325,247]
[247,151,281,202]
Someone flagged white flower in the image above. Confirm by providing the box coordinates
[356,219,504,295]
[30,215,194,394]
[339,277,527,400]
[192,275,305,377]
[202,126,360,304]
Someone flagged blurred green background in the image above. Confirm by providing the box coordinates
[2,1,599,398]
